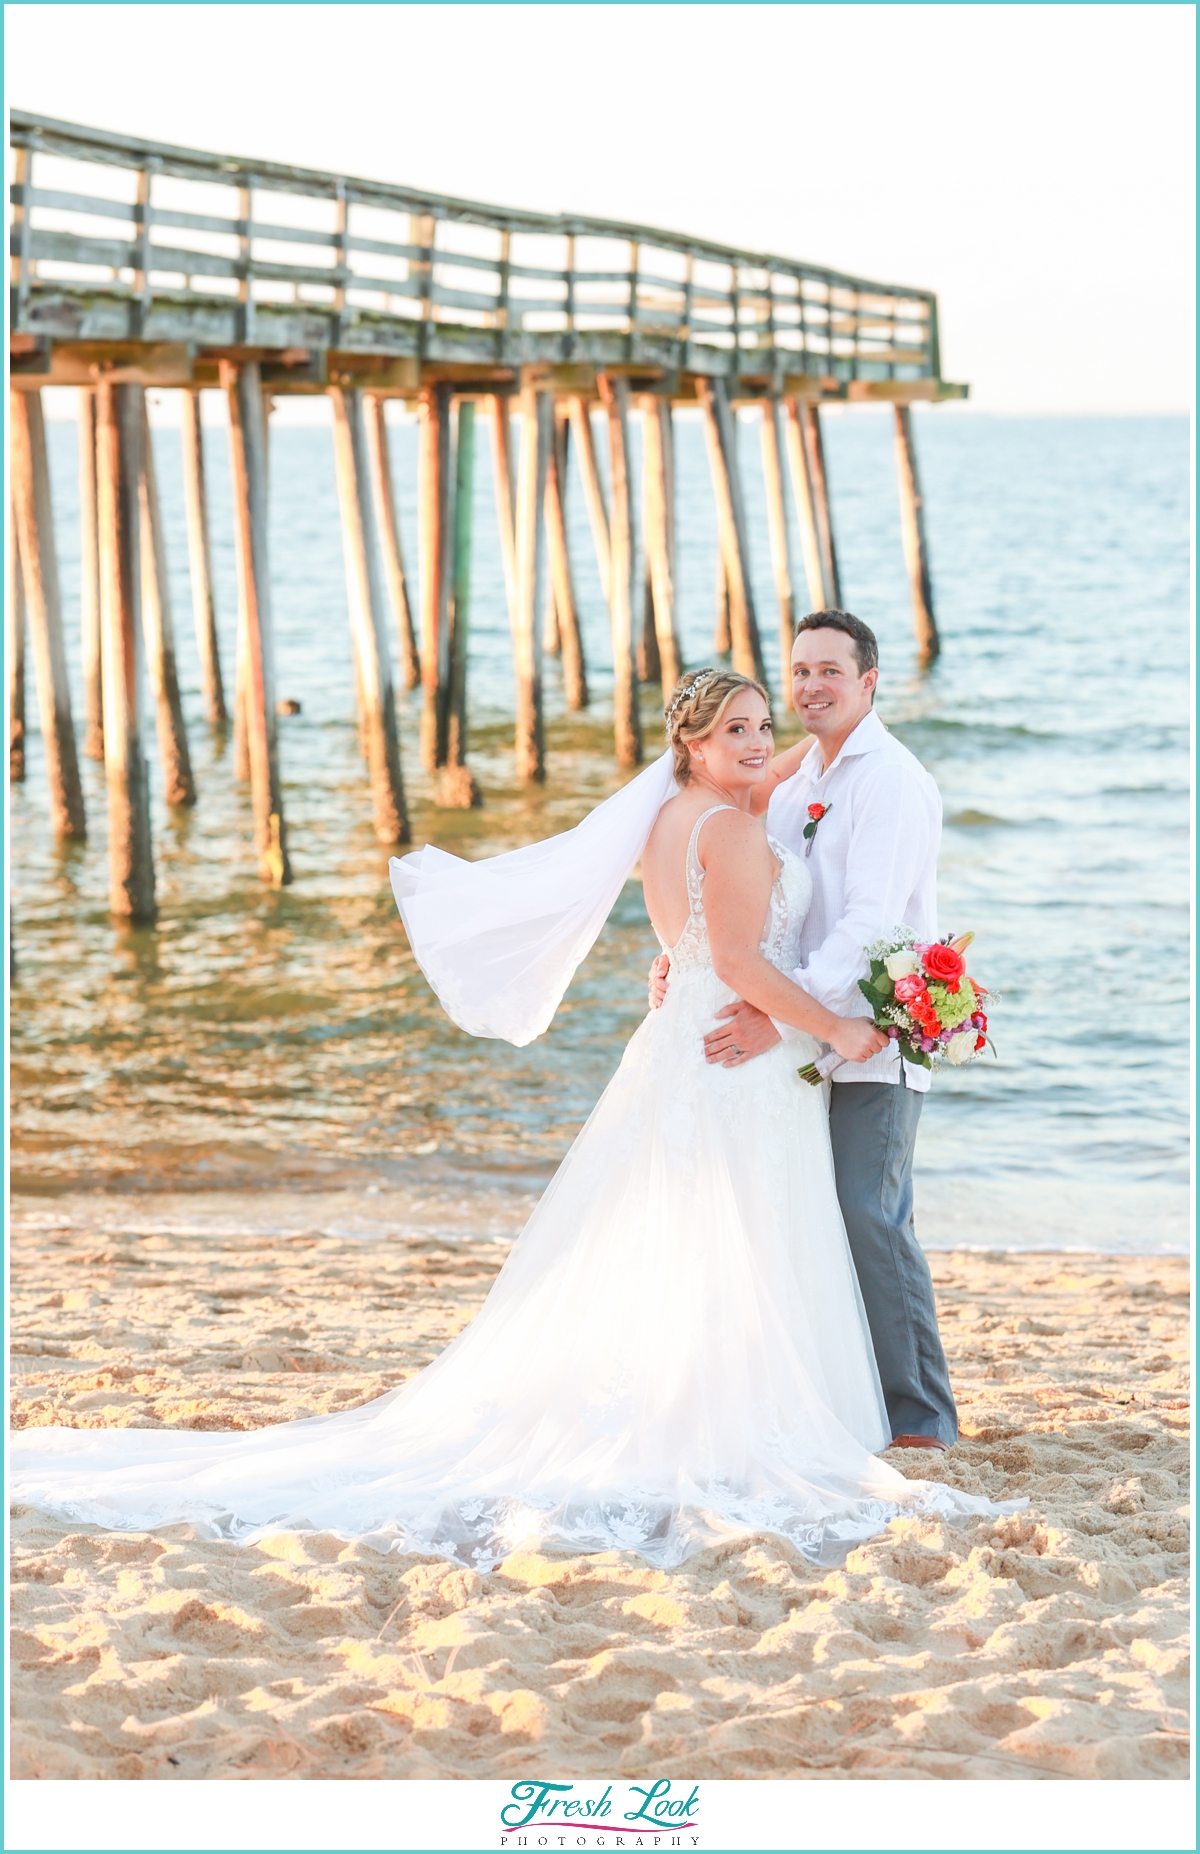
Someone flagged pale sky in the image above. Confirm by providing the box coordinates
[6,2,1194,414]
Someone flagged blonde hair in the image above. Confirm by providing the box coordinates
[664,669,771,783]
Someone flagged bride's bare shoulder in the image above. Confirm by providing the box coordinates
[646,790,704,847]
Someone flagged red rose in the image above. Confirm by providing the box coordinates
[923,943,966,986]
[807,803,826,821]
[975,1034,987,1051]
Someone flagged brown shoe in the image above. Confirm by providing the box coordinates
[890,1434,949,1451]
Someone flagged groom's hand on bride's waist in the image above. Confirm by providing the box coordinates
[704,1001,781,1067]
[648,953,671,1010]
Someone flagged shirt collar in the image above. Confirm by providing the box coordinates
[805,708,888,782]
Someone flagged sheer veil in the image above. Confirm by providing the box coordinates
[389,750,677,1046]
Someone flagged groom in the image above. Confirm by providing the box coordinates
[652,610,958,1451]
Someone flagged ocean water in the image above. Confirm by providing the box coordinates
[9,407,1190,1253]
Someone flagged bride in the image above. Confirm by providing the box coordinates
[12,670,1012,1568]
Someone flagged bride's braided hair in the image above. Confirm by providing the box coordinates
[665,669,771,783]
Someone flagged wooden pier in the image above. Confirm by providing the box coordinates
[8,110,965,922]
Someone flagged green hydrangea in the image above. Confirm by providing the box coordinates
[926,977,977,1029]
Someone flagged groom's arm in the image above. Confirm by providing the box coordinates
[748,736,817,816]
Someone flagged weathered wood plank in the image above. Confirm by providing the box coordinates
[597,372,642,767]
[365,394,420,691]
[417,382,453,773]
[179,388,226,725]
[640,395,682,691]
[760,398,796,689]
[221,359,291,885]
[512,387,552,783]
[893,403,939,661]
[697,376,765,681]
[330,385,410,840]
[78,387,105,758]
[9,387,87,840]
[138,392,196,806]
[440,400,481,808]
[94,380,155,919]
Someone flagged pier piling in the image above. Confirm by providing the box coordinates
[180,388,227,726]
[540,412,563,661]
[597,374,642,768]
[417,383,453,775]
[760,398,796,691]
[639,563,661,686]
[366,394,420,692]
[714,555,732,656]
[783,398,828,614]
[568,396,612,606]
[95,381,155,919]
[440,400,481,808]
[138,395,196,808]
[641,396,682,692]
[489,394,520,635]
[542,526,561,659]
[545,404,587,711]
[698,378,765,681]
[221,360,291,886]
[10,388,87,841]
[78,388,105,759]
[893,404,940,662]
[8,512,27,781]
[802,404,841,609]
[512,386,552,783]
[330,385,409,843]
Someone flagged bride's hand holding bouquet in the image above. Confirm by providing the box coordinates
[800,929,995,1084]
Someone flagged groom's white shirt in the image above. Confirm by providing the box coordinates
[766,708,941,1090]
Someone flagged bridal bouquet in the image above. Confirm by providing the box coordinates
[800,928,994,1083]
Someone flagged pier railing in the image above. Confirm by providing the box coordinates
[11,110,940,389]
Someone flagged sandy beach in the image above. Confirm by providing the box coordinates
[9,1190,1190,1782]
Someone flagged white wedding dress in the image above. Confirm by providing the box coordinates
[12,807,1008,1569]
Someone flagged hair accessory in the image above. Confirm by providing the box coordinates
[664,670,719,734]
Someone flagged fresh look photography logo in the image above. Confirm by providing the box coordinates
[499,1780,701,1848]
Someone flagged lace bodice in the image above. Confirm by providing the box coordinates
[664,804,813,976]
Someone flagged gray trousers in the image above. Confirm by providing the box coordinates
[828,1075,958,1444]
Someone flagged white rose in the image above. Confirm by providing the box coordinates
[885,951,919,980]
[945,1029,976,1066]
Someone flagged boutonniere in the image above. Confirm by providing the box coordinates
[803,802,831,857]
